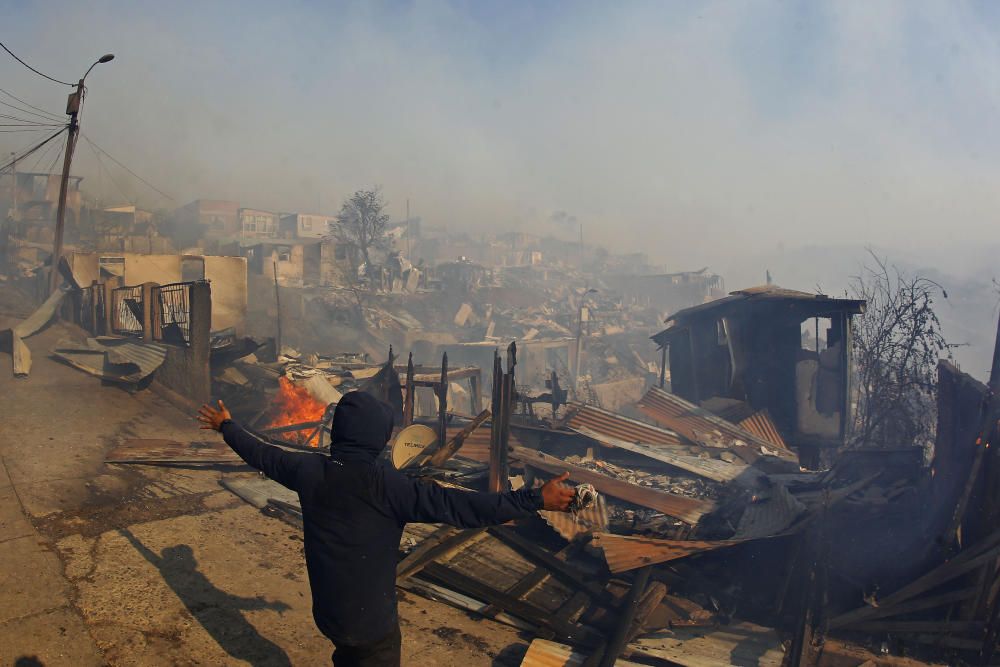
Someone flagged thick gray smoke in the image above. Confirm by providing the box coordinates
[3,1,999,371]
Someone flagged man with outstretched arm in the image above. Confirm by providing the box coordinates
[198,390,575,667]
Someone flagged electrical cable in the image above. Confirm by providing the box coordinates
[0,86,63,120]
[85,137,130,203]
[41,131,66,175]
[0,98,64,124]
[0,112,61,125]
[0,127,66,173]
[81,134,174,201]
[0,40,74,86]
[32,126,66,172]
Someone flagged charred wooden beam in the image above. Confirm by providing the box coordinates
[403,352,415,426]
[396,525,486,581]
[589,565,652,667]
[427,409,491,467]
[421,561,602,647]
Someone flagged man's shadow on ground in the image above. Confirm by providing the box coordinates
[120,528,292,666]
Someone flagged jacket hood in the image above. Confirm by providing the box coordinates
[329,391,395,463]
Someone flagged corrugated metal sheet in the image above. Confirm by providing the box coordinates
[221,475,299,508]
[630,623,785,667]
[572,426,757,485]
[512,446,714,524]
[637,388,795,460]
[445,425,522,463]
[106,438,243,465]
[591,533,740,573]
[12,287,65,338]
[737,410,788,450]
[520,638,644,666]
[539,494,608,542]
[565,403,683,447]
[54,337,167,383]
[734,483,805,539]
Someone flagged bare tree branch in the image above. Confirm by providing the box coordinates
[849,250,952,449]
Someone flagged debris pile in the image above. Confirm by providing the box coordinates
[99,333,1000,666]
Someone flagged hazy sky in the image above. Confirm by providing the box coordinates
[2,1,999,271]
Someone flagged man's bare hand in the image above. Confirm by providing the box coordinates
[540,472,575,512]
[197,400,232,431]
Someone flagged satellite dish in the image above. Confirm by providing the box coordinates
[391,424,438,470]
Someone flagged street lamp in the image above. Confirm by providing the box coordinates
[49,53,115,294]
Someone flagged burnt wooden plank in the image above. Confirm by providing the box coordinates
[396,526,486,581]
[421,561,601,647]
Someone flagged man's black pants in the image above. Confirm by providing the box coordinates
[331,625,401,667]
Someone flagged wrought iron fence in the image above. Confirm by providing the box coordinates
[151,282,191,345]
[95,285,106,336]
[76,285,107,335]
[111,285,144,337]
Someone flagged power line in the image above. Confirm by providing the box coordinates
[0,112,62,126]
[29,128,65,173]
[0,41,74,86]
[0,127,66,173]
[85,138,130,203]
[41,132,66,175]
[82,134,174,201]
[0,98,64,124]
[0,87,62,120]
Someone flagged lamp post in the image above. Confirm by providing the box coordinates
[49,53,114,294]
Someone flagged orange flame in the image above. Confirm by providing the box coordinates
[265,377,327,444]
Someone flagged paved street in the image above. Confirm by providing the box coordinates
[0,311,527,666]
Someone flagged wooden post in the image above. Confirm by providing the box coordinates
[437,352,449,448]
[488,350,504,492]
[273,260,282,354]
[592,565,653,667]
[427,408,491,467]
[403,352,415,426]
[977,311,1000,664]
[469,370,482,414]
[497,342,516,490]
[659,345,667,388]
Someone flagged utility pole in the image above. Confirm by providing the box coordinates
[49,53,114,295]
[406,198,411,258]
[9,152,16,221]
[49,82,82,294]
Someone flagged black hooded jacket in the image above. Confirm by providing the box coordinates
[220,391,543,646]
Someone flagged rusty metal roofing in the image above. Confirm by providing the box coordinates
[591,533,741,573]
[520,638,645,666]
[636,388,795,460]
[653,285,865,346]
[539,493,608,542]
[565,403,683,447]
[571,425,758,485]
[511,445,715,524]
[737,410,788,450]
[445,425,522,463]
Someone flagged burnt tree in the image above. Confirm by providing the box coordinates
[332,188,391,284]
[849,252,951,449]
